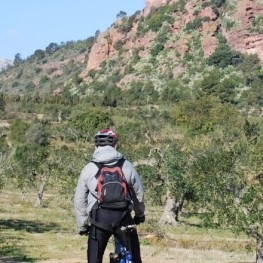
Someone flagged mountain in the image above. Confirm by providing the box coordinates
[0,58,13,71]
[83,0,263,74]
[0,0,263,109]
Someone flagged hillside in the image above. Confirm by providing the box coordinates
[0,0,263,111]
[1,1,263,262]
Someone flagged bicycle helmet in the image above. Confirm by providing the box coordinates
[94,128,118,147]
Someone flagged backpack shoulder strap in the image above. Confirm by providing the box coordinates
[91,158,125,179]
[116,158,125,168]
[91,161,103,179]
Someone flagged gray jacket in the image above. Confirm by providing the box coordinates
[74,145,145,232]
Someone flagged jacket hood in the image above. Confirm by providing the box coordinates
[92,145,123,164]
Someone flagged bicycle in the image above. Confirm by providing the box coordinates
[109,224,136,263]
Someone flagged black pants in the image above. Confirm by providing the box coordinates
[87,208,142,263]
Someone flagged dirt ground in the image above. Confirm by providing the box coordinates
[0,245,255,263]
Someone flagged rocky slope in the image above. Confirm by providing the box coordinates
[83,0,263,75]
[1,0,263,97]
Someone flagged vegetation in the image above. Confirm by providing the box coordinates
[1,1,263,261]
[0,192,255,262]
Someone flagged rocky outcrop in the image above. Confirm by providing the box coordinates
[144,0,169,16]
[81,0,263,79]
[223,0,263,61]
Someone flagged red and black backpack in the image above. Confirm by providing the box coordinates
[93,158,130,210]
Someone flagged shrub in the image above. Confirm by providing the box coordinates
[185,17,203,31]
[171,96,241,133]
[207,41,243,68]
[39,75,50,84]
[25,122,50,146]
[9,119,30,144]
[68,109,114,140]
[151,43,165,56]
[251,15,263,33]
[25,81,36,92]
[118,15,136,33]
[34,67,42,74]
[113,40,124,52]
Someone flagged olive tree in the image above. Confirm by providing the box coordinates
[158,142,193,225]
[189,140,263,263]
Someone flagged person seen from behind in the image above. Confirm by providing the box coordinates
[74,128,145,263]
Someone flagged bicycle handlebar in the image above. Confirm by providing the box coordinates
[120,224,136,231]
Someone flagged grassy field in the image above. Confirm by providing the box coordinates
[0,189,256,263]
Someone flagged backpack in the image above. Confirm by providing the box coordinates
[93,158,130,210]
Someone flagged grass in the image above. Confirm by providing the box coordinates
[0,189,256,263]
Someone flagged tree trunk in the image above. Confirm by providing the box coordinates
[257,237,263,263]
[175,197,185,222]
[35,182,46,208]
[159,196,179,226]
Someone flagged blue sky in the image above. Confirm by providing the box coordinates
[0,0,145,60]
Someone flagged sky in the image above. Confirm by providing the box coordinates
[0,0,145,60]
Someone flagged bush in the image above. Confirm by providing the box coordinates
[102,86,123,107]
[25,81,36,92]
[151,43,164,56]
[207,40,243,68]
[9,119,30,144]
[185,17,203,31]
[68,109,114,140]
[171,96,241,133]
[25,122,50,146]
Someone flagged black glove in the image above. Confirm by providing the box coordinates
[133,215,145,225]
[79,225,90,236]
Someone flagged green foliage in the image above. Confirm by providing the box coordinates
[238,54,262,85]
[117,15,136,33]
[116,10,127,19]
[45,42,59,55]
[146,5,175,32]
[13,53,23,67]
[124,80,159,106]
[207,40,243,68]
[39,75,50,84]
[48,145,87,196]
[34,49,45,60]
[117,121,144,145]
[102,85,123,107]
[251,15,263,33]
[68,109,114,140]
[113,40,124,51]
[137,164,165,205]
[11,143,49,192]
[0,134,9,154]
[189,140,263,240]
[0,93,5,112]
[188,144,246,225]
[9,119,30,144]
[185,17,203,32]
[151,42,165,56]
[25,122,50,146]
[161,80,191,103]
[171,96,241,133]
[34,67,43,74]
[243,119,260,142]
[164,143,194,201]
[25,81,36,92]
[174,0,187,12]
[195,70,240,104]
[241,79,263,106]
[210,0,226,8]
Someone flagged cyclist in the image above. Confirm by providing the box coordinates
[74,128,145,263]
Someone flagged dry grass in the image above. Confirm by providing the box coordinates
[0,190,256,263]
